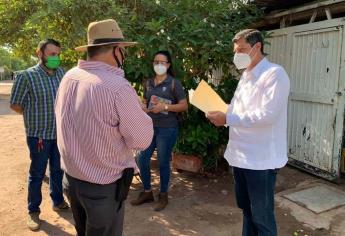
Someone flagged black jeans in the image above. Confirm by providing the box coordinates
[233,167,278,236]
[63,174,124,236]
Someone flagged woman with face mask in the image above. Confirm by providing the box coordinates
[131,50,188,211]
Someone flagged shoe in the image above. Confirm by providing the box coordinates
[53,200,70,211]
[130,191,154,205]
[27,212,40,231]
[154,192,168,211]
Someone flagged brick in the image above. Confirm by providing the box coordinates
[172,154,202,173]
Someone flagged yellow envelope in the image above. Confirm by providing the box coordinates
[189,80,228,114]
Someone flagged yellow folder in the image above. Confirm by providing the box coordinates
[189,80,228,114]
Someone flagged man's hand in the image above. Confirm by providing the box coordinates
[206,111,226,127]
[10,104,23,114]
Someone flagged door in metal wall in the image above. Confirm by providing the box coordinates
[267,26,343,179]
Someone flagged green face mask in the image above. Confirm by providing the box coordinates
[44,55,61,69]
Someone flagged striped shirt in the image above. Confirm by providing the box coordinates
[10,64,64,139]
[55,60,154,184]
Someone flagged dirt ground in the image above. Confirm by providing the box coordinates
[0,82,335,236]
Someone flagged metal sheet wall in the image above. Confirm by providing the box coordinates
[265,24,343,178]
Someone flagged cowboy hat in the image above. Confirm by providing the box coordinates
[75,19,137,52]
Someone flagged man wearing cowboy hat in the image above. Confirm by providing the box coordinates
[55,19,154,236]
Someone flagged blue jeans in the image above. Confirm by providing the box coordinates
[26,137,64,213]
[138,127,178,193]
[233,167,278,236]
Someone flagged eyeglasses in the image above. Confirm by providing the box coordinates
[153,60,169,65]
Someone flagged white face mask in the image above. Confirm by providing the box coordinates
[154,64,168,75]
[232,47,255,70]
[233,53,251,70]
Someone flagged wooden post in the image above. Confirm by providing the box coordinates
[310,9,318,23]
[325,7,332,20]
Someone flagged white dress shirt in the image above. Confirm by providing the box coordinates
[225,57,290,170]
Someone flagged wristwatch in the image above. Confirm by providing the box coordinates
[164,104,169,111]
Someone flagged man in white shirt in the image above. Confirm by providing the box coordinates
[207,29,290,236]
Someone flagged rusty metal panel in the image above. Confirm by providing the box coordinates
[288,27,342,172]
[291,28,341,97]
[266,23,344,179]
[288,101,335,171]
[266,33,290,70]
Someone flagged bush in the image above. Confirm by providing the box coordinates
[120,0,261,170]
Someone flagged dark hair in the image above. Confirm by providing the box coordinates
[232,29,264,54]
[37,39,61,53]
[87,45,113,58]
[153,50,175,77]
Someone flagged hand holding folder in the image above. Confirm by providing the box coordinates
[188,80,228,114]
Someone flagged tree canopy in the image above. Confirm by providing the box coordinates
[0,0,262,168]
[0,0,260,83]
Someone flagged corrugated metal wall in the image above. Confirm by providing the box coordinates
[265,22,344,178]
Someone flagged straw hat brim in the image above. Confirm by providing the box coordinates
[75,41,138,52]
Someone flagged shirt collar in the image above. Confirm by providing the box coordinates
[77,60,124,77]
[150,74,173,87]
[36,63,59,77]
[163,75,173,84]
[244,57,268,80]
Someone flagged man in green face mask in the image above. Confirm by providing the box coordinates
[38,41,61,72]
[10,39,69,231]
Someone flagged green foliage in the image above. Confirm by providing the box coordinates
[0,47,36,79]
[175,76,239,170]
[0,0,125,66]
[0,0,262,169]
